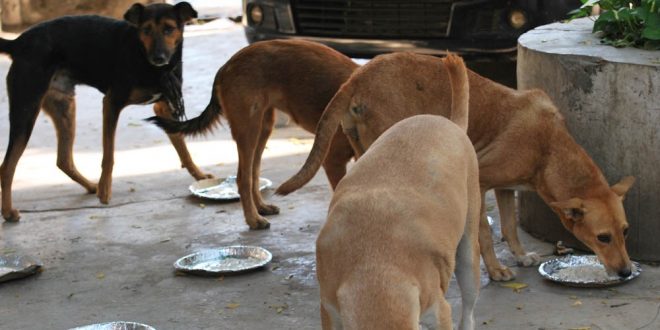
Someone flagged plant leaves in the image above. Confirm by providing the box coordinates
[642,26,660,39]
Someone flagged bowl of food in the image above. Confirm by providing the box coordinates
[0,254,43,283]
[174,246,272,276]
[539,255,641,287]
[69,321,155,330]
[189,176,272,200]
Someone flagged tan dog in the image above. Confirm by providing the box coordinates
[279,52,635,281]
[149,40,357,229]
[318,55,480,330]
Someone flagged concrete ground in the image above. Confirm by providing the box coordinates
[0,19,659,330]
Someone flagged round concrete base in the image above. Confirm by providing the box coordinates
[517,18,660,261]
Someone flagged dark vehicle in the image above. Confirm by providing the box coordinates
[242,0,579,60]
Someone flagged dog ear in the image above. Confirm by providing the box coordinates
[611,176,635,199]
[174,2,198,22]
[124,3,144,26]
[550,198,586,226]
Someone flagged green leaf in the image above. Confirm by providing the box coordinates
[635,6,650,21]
[646,12,660,28]
[569,8,592,19]
[593,11,616,33]
[599,10,616,22]
[581,0,599,5]
[642,26,660,39]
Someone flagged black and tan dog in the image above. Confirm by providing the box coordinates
[0,2,210,222]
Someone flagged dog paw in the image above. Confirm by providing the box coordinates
[247,216,271,230]
[257,204,280,216]
[86,184,98,194]
[97,189,111,204]
[487,266,516,282]
[2,209,21,222]
[191,171,214,180]
[516,252,541,267]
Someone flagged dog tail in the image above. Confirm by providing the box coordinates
[442,54,469,132]
[0,38,14,55]
[146,93,223,136]
[276,82,353,196]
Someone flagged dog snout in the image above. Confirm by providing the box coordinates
[618,266,632,278]
[151,53,169,66]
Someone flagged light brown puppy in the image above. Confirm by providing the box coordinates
[318,55,479,330]
[279,52,635,281]
[150,40,357,229]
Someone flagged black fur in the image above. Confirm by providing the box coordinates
[0,15,182,104]
[0,2,197,221]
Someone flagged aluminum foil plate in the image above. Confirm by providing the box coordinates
[174,246,272,276]
[189,176,272,200]
[69,321,155,330]
[0,255,43,283]
[539,255,641,288]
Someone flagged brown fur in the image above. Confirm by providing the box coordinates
[279,52,635,280]
[138,18,182,59]
[149,40,358,229]
[319,56,478,329]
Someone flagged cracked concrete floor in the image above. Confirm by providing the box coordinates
[1,20,659,330]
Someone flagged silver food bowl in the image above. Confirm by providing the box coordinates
[0,254,43,283]
[69,321,155,330]
[174,246,272,276]
[189,176,272,200]
[539,255,641,288]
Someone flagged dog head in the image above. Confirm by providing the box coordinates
[550,176,635,278]
[124,2,197,67]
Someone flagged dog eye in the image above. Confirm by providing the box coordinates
[163,26,175,35]
[597,234,612,244]
[142,27,152,35]
[623,227,629,237]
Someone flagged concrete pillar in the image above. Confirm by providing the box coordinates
[517,18,660,260]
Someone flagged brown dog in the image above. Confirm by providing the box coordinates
[318,55,480,330]
[149,40,357,229]
[279,52,635,281]
[0,2,209,222]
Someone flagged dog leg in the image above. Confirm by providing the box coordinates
[479,189,515,281]
[495,189,541,267]
[322,131,354,189]
[231,112,270,230]
[251,108,279,215]
[153,101,212,180]
[1,110,40,222]
[455,186,480,330]
[1,64,50,221]
[434,298,453,330]
[320,304,333,330]
[97,97,123,204]
[42,91,97,193]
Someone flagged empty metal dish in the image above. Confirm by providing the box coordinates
[189,176,272,200]
[174,246,272,276]
[69,321,155,330]
[0,254,43,283]
[539,255,641,287]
